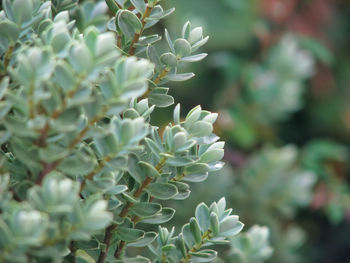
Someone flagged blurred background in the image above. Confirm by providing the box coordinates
[159,0,350,262]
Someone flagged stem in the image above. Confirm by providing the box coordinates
[97,158,167,262]
[69,241,77,263]
[0,45,14,81]
[114,240,126,259]
[36,107,107,185]
[80,155,112,192]
[36,160,60,185]
[128,5,153,55]
[180,231,211,263]
[97,224,117,263]
[141,68,170,100]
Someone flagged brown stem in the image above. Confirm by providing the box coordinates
[140,68,170,100]
[36,160,60,185]
[128,5,153,55]
[4,45,14,70]
[69,241,77,263]
[98,157,166,262]
[97,224,117,263]
[0,45,14,81]
[114,240,126,259]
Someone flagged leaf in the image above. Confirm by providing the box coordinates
[166,72,195,82]
[130,0,147,14]
[146,183,178,200]
[127,232,157,247]
[160,52,178,67]
[116,227,145,242]
[181,53,208,63]
[185,163,209,175]
[190,217,202,245]
[220,216,244,237]
[147,45,162,72]
[114,256,151,263]
[75,249,95,263]
[182,173,208,183]
[182,223,196,249]
[138,161,160,178]
[192,36,209,52]
[166,156,195,167]
[0,19,19,43]
[164,29,175,53]
[190,249,218,262]
[188,121,213,137]
[195,203,210,233]
[171,181,190,200]
[118,10,142,39]
[105,0,120,13]
[149,93,174,108]
[130,202,162,217]
[200,149,224,164]
[173,103,181,125]
[128,154,146,183]
[210,212,220,236]
[140,208,175,224]
[174,39,192,57]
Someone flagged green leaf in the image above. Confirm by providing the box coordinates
[118,10,143,39]
[0,20,19,43]
[114,256,151,263]
[182,223,196,249]
[147,45,162,72]
[195,203,210,232]
[140,207,175,224]
[105,0,120,13]
[166,156,195,167]
[188,121,213,137]
[182,173,208,183]
[190,249,217,262]
[76,249,95,263]
[185,163,209,175]
[181,53,207,63]
[130,202,162,217]
[130,0,147,14]
[146,183,178,200]
[12,0,33,24]
[171,181,190,200]
[200,149,224,164]
[160,52,178,67]
[149,93,174,108]
[190,217,202,245]
[188,27,204,45]
[220,216,244,237]
[127,232,157,247]
[138,161,160,178]
[164,29,175,53]
[166,73,195,81]
[174,39,192,57]
[116,227,145,242]
[128,154,146,183]
[210,212,220,236]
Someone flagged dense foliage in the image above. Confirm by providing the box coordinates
[0,0,276,262]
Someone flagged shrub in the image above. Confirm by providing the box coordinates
[0,0,259,262]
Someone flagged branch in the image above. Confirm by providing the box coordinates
[128,5,154,55]
[98,158,167,262]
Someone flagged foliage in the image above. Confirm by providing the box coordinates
[0,0,248,262]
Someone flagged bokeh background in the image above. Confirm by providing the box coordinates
[158,0,350,262]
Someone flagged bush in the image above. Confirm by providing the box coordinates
[0,0,272,262]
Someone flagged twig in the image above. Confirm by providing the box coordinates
[128,5,154,55]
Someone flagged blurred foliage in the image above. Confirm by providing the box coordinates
[164,0,350,262]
